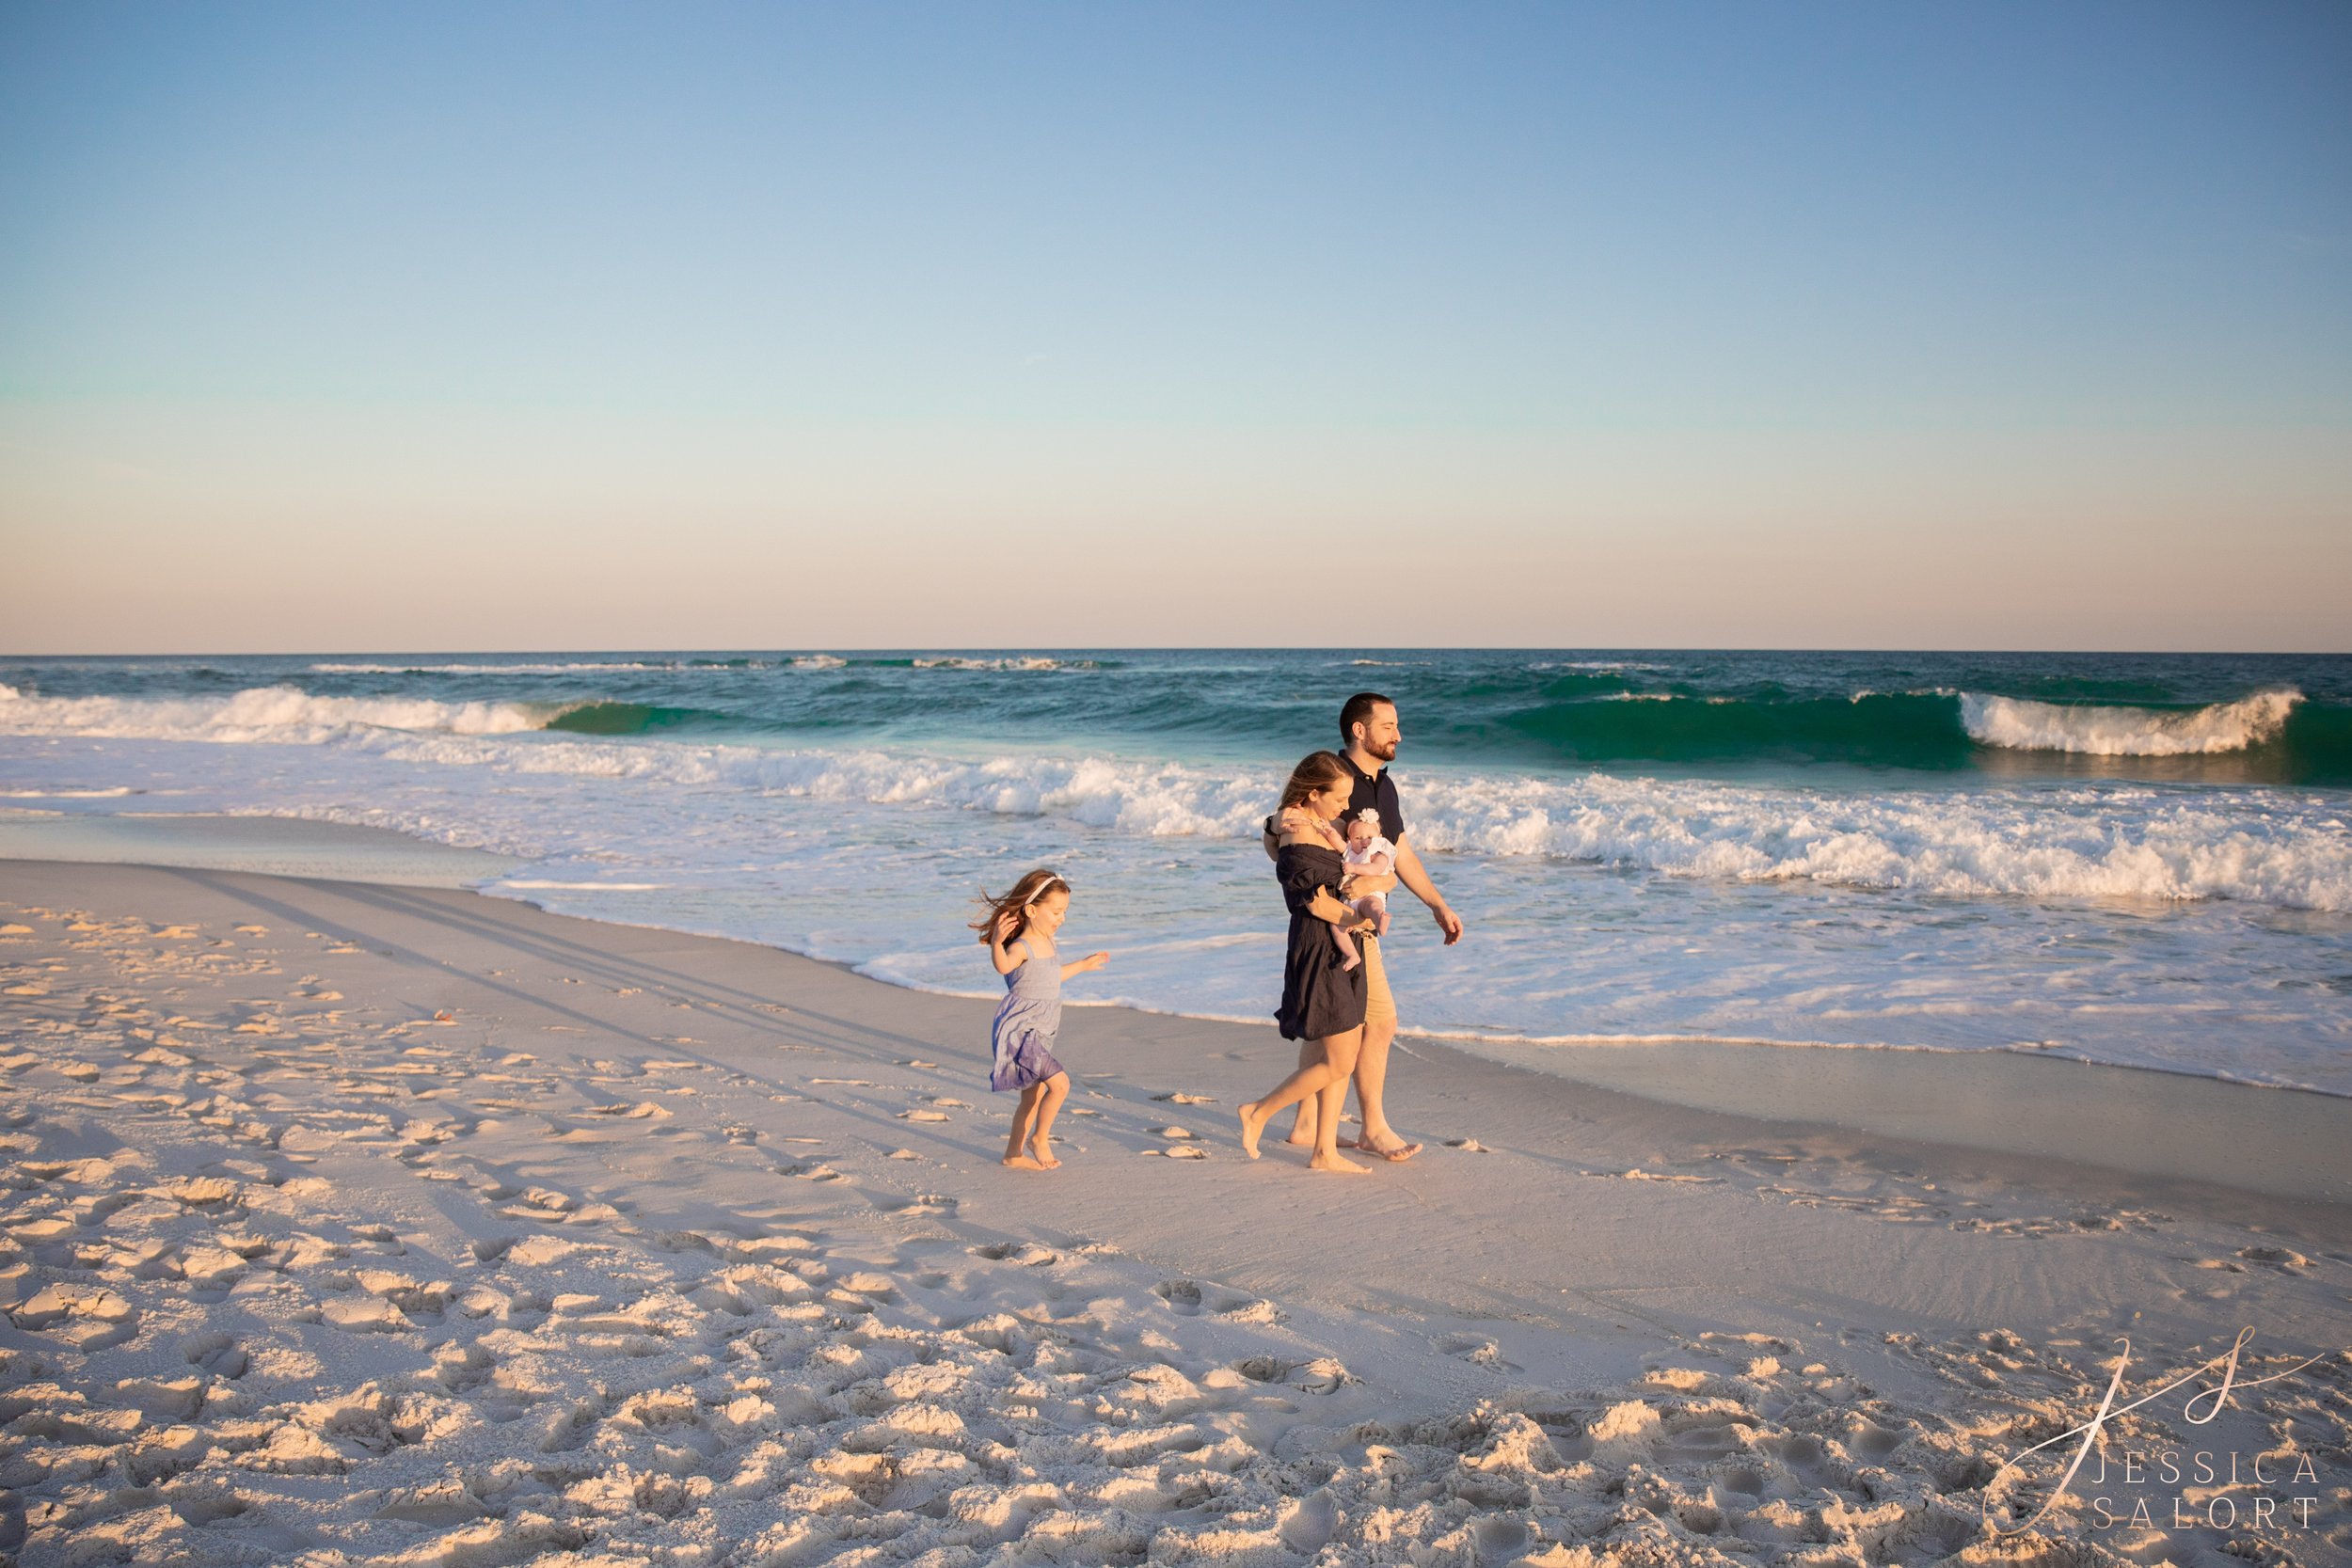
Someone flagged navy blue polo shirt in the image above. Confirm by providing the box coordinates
[1345,756,1406,847]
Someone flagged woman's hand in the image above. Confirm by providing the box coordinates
[1306,889,1353,926]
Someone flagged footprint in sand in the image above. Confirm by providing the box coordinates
[884,1193,958,1216]
[1152,1091,1216,1105]
[2233,1244,2312,1271]
[11,1283,138,1348]
[975,1242,1059,1265]
[1438,1333,1519,1370]
[1155,1280,1207,1313]
[181,1330,248,1378]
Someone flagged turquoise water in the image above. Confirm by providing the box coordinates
[4,650,2348,1091]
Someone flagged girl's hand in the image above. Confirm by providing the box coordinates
[993,909,1022,944]
[1073,951,1110,974]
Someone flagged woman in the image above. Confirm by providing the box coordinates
[1238,751,1396,1174]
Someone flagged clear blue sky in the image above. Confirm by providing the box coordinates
[4,2,2347,650]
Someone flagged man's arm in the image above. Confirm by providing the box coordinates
[1392,835,1464,944]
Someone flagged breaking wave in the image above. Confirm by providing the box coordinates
[335,731,2352,913]
[0,684,560,742]
[1961,689,2300,755]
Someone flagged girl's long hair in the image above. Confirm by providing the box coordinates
[1279,751,1353,811]
[972,867,1070,944]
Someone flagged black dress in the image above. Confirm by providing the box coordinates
[1274,842,1366,1042]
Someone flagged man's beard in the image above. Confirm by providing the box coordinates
[1365,738,1398,763]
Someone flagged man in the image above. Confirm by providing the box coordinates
[1263,691,1464,1160]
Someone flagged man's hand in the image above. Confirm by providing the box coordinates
[1431,902,1464,945]
[1392,837,1461,945]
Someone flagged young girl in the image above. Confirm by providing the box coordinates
[972,869,1109,1171]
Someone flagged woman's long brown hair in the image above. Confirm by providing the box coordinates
[1279,751,1353,811]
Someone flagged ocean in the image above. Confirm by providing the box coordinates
[4,649,2348,1093]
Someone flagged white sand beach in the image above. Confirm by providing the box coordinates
[3,855,2347,1567]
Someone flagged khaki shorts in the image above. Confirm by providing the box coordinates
[1361,934,1395,1031]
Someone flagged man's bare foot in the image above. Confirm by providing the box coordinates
[1001,1153,1046,1170]
[1237,1101,1268,1159]
[1352,1135,1422,1162]
[1308,1150,1370,1174]
[1029,1136,1061,1170]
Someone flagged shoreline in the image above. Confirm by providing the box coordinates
[8,807,2350,1117]
[8,851,2348,1228]
[4,856,2347,1565]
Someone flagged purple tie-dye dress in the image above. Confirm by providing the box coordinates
[989,942,1066,1092]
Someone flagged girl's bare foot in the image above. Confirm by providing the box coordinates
[1029,1135,1061,1170]
[1002,1153,1045,1170]
[1308,1150,1370,1174]
[1237,1101,1268,1159]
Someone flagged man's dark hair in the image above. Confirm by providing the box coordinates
[1340,691,1392,745]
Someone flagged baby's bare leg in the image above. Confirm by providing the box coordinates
[1331,921,1360,971]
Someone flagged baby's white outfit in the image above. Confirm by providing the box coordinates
[1342,835,1396,907]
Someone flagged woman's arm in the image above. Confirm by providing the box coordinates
[1306,887,1374,931]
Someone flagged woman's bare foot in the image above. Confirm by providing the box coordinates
[1029,1135,1061,1170]
[1352,1135,1422,1162]
[1237,1101,1269,1159]
[1308,1150,1370,1174]
[1001,1153,1045,1170]
[1283,1113,1316,1148]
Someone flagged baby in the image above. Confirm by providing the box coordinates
[1339,809,1395,957]
[1273,804,1392,973]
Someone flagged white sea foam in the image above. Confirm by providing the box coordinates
[908,656,1087,671]
[3,688,2344,912]
[326,734,2352,913]
[1962,689,2300,755]
[0,786,137,798]
[789,655,848,669]
[0,684,560,741]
